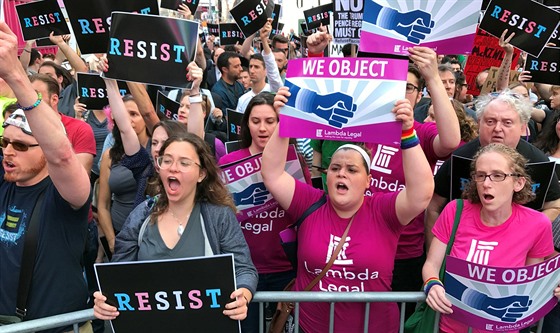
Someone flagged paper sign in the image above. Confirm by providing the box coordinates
[360,0,483,56]
[444,255,560,332]
[226,108,244,142]
[76,73,130,110]
[333,0,364,44]
[523,47,560,85]
[479,0,560,57]
[207,23,220,37]
[95,255,239,333]
[220,145,305,222]
[450,155,556,210]
[479,67,521,95]
[230,0,274,38]
[104,12,199,89]
[303,3,334,31]
[161,0,199,14]
[279,57,408,144]
[219,23,246,45]
[15,0,70,41]
[157,91,180,121]
[64,0,159,54]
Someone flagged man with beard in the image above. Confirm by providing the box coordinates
[211,51,245,111]
[0,23,92,333]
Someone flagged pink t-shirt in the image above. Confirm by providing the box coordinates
[219,148,296,273]
[366,121,442,259]
[433,200,554,333]
[288,180,403,333]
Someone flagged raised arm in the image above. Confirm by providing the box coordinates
[409,47,460,157]
[125,82,160,133]
[18,40,34,71]
[260,19,282,92]
[496,29,515,92]
[0,23,89,208]
[49,32,88,74]
[261,87,296,210]
[185,61,206,139]
[394,99,435,225]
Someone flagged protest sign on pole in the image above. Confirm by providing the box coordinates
[77,73,130,110]
[95,255,239,333]
[445,255,560,332]
[279,57,408,145]
[104,12,199,89]
[15,0,70,41]
[360,0,483,56]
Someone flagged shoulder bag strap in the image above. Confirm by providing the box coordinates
[439,199,463,281]
[16,190,46,319]
[304,214,355,291]
[295,194,327,229]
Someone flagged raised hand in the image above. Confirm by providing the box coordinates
[499,29,515,53]
[233,183,270,206]
[306,25,332,54]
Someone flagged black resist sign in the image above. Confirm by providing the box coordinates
[207,23,220,36]
[64,0,159,54]
[105,12,199,89]
[161,0,200,13]
[219,23,245,45]
[303,3,334,31]
[94,255,239,333]
[230,0,274,38]
[157,91,180,121]
[479,0,560,57]
[77,73,130,110]
[15,0,70,41]
[524,47,560,85]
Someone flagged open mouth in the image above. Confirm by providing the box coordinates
[483,194,494,201]
[336,182,348,191]
[168,177,180,191]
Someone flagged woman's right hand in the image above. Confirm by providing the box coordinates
[426,285,453,314]
[93,291,120,320]
[273,86,291,113]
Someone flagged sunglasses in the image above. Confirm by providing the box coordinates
[0,137,40,152]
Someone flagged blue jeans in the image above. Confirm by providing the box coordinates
[241,270,296,333]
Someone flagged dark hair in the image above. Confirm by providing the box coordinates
[29,48,42,66]
[241,66,249,73]
[441,55,458,64]
[29,73,60,97]
[342,44,357,57]
[332,144,372,173]
[534,112,560,155]
[151,133,236,220]
[39,62,73,88]
[462,143,535,204]
[271,34,289,47]
[223,45,238,53]
[407,64,426,91]
[2,102,19,119]
[249,53,265,68]
[109,122,125,166]
[240,93,276,149]
[217,51,240,74]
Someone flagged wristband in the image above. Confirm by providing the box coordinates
[189,95,202,104]
[401,129,420,149]
[423,278,444,295]
[17,93,42,111]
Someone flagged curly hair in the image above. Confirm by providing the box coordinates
[462,143,536,205]
[151,133,236,222]
[475,89,532,124]
[451,100,478,142]
[534,112,560,155]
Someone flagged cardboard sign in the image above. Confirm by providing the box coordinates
[479,0,560,57]
[104,12,199,89]
[360,0,483,56]
[157,91,180,121]
[161,0,200,14]
[279,57,408,144]
[524,47,560,85]
[207,23,220,37]
[15,0,70,41]
[76,73,131,110]
[226,108,244,142]
[231,0,274,38]
[464,28,521,97]
[95,255,239,333]
[219,23,245,45]
[333,0,364,44]
[64,0,159,55]
[220,145,305,222]
[303,3,334,31]
[450,155,556,210]
[445,255,560,332]
[479,66,522,95]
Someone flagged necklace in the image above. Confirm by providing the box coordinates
[169,210,190,236]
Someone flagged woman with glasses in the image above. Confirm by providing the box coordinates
[92,133,258,322]
[423,143,558,333]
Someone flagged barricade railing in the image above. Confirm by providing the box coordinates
[0,292,546,333]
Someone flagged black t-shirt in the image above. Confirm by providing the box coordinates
[0,177,90,332]
[434,138,560,204]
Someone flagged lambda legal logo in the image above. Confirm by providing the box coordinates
[316,129,323,137]
[326,234,352,265]
[466,239,498,265]
[371,145,398,174]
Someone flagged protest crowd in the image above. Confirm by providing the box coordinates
[1,0,560,333]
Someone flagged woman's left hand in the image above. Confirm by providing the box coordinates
[223,288,251,320]
[186,61,203,92]
[392,99,414,131]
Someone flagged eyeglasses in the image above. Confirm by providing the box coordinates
[471,172,520,182]
[406,83,420,94]
[0,137,40,152]
[156,156,201,172]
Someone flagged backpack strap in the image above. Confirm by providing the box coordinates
[294,194,327,229]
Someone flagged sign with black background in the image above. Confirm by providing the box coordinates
[272,23,284,36]
[524,47,560,85]
[227,108,244,142]
[303,3,334,31]
[207,23,220,37]
[450,155,556,210]
[271,4,281,33]
[77,73,130,110]
[104,12,199,89]
[230,0,275,38]
[161,0,200,13]
[64,0,159,54]
[219,23,245,45]
[333,0,363,44]
[15,0,70,41]
[95,255,239,333]
[157,91,180,121]
[479,0,560,57]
